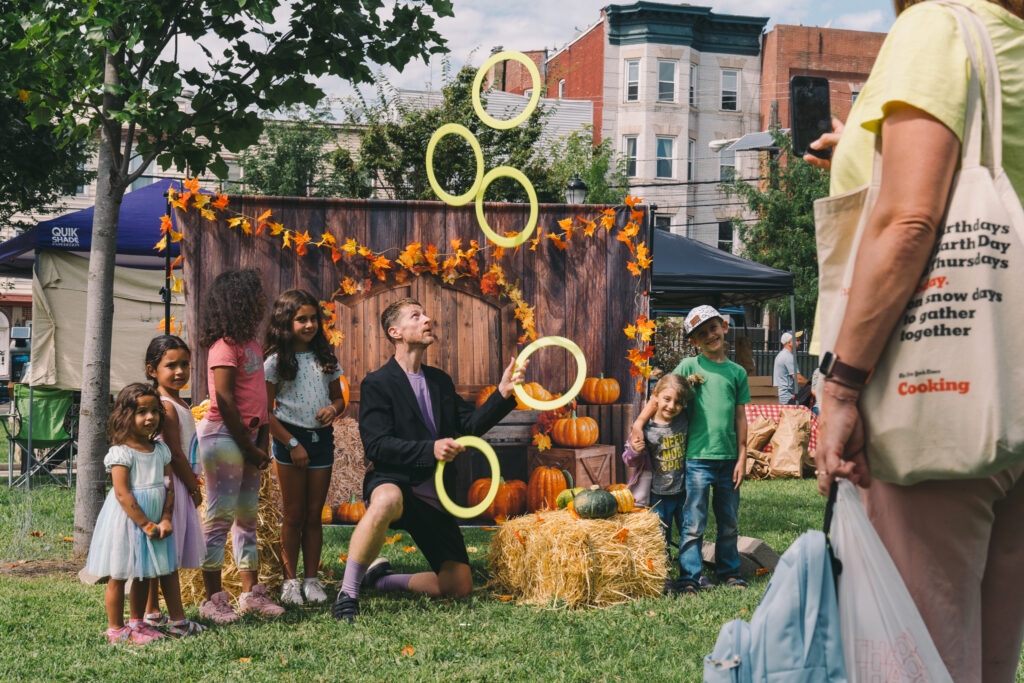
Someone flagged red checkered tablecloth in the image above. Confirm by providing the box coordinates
[745,404,818,452]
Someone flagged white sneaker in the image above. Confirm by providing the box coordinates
[280,578,304,605]
[302,577,328,603]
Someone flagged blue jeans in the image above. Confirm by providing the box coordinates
[649,491,685,561]
[678,459,741,587]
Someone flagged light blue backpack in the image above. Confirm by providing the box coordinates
[703,527,847,682]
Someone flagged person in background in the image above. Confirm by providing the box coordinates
[772,331,805,405]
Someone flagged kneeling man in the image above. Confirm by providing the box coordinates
[332,297,523,622]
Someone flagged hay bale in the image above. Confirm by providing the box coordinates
[326,417,366,507]
[488,509,667,608]
[179,470,284,606]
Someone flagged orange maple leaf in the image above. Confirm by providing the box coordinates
[401,645,415,657]
[326,327,345,346]
[616,228,637,254]
[340,238,358,256]
[338,553,348,563]
[212,193,229,210]
[578,217,596,237]
[371,255,392,280]
[600,208,616,231]
[183,177,201,194]
[532,432,552,452]
[613,528,630,543]
[171,255,183,269]
[623,324,637,338]
[358,246,373,258]
[330,247,342,263]
[636,315,657,342]
[626,346,655,364]
[395,270,409,283]
[159,214,173,235]
[450,237,461,251]
[154,235,168,252]
[240,220,252,235]
[626,261,641,276]
[529,230,544,251]
[403,546,417,553]
[281,231,292,249]
[201,208,216,221]
[547,232,567,251]
[193,193,210,209]
[496,595,514,601]
[557,217,573,233]
[170,191,192,211]
[636,242,652,270]
[624,195,640,208]
[341,277,358,296]
[293,230,312,256]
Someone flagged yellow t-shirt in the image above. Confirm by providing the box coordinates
[811,0,1024,354]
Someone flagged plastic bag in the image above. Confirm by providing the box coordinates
[829,481,952,682]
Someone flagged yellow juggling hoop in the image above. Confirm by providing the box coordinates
[426,123,485,206]
[435,436,500,519]
[513,336,587,411]
[475,166,538,248]
[472,51,541,130]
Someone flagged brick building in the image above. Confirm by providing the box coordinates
[760,24,887,131]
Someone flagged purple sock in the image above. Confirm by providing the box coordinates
[340,558,368,599]
[373,573,413,592]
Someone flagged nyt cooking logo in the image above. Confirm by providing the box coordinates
[50,226,80,248]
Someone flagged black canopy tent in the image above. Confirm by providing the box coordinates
[650,228,794,311]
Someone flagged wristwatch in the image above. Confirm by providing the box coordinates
[286,437,300,450]
[818,351,872,388]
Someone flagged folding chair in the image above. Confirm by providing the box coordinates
[3,384,78,488]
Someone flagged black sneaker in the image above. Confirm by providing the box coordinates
[331,591,359,623]
[361,557,393,591]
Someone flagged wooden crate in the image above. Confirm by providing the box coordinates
[747,375,780,406]
[527,445,616,488]
[576,403,634,483]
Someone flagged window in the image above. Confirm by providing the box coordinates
[625,59,640,102]
[719,148,736,181]
[654,215,671,231]
[851,90,860,105]
[656,137,674,178]
[689,64,697,106]
[523,87,533,99]
[686,215,694,236]
[624,136,638,177]
[718,221,734,252]
[687,138,695,181]
[721,69,739,111]
[129,152,155,193]
[658,60,675,102]
[76,162,89,196]
[558,79,565,99]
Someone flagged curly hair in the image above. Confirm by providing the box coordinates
[144,335,190,387]
[107,383,164,445]
[263,289,338,381]
[198,269,267,348]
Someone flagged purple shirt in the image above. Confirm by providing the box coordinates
[406,370,442,510]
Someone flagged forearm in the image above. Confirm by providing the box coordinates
[167,448,198,492]
[268,414,294,446]
[115,490,153,527]
[160,484,174,523]
[735,411,747,458]
[632,397,657,430]
[216,393,259,454]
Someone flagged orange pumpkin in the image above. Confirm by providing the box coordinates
[527,466,573,511]
[551,412,599,448]
[321,505,334,525]
[476,385,498,407]
[335,494,366,524]
[467,478,527,521]
[339,375,351,412]
[515,382,553,410]
[581,374,620,404]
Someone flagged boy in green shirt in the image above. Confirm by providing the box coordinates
[631,305,750,594]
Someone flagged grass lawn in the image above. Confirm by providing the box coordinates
[1,481,1020,682]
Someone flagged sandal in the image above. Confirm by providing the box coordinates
[127,619,165,645]
[724,577,748,589]
[143,611,168,627]
[166,619,208,638]
[104,626,133,644]
[678,584,699,596]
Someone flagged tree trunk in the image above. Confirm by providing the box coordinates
[73,44,127,557]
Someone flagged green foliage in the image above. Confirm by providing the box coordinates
[721,130,829,327]
[537,125,630,205]
[355,66,560,202]
[239,106,372,198]
[0,94,93,230]
[652,316,694,373]
[0,0,454,189]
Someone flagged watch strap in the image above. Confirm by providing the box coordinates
[823,354,872,387]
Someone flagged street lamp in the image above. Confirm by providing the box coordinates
[564,175,588,204]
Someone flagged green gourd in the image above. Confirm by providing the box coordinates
[555,487,584,509]
[572,486,619,519]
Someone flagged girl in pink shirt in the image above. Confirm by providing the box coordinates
[195,270,284,623]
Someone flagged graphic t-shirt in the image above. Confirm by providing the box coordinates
[264,351,343,429]
[672,354,751,460]
[205,338,268,428]
[645,412,688,496]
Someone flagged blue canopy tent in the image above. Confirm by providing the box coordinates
[0,178,181,275]
[0,178,186,392]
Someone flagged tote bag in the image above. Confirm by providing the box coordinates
[813,1,1024,485]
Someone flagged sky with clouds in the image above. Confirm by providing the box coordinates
[316,0,897,107]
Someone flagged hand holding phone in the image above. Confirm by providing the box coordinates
[790,76,832,159]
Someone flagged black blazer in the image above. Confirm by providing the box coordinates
[359,357,517,489]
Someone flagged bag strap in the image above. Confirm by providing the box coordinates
[823,479,842,589]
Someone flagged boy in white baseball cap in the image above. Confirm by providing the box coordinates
[631,304,750,594]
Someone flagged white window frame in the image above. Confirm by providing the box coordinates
[851,90,860,105]
[657,60,676,103]
[689,64,697,107]
[687,138,695,181]
[719,148,736,181]
[625,59,640,102]
[624,136,638,178]
[656,136,674,179]
[558,79,565,99]
[718,220,734,252]
[654,215,671,231]
[523,87,533,99]
[721,69,739,111]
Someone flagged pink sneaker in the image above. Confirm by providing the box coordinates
[199,590,241,624]
[238,584,285,617]
[127,620,165,645]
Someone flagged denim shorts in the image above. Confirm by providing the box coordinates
[271,420,334,469]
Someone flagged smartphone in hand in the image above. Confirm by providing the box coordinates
[790,75,832,159]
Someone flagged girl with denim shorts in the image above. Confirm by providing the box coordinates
[264,289,347,605]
